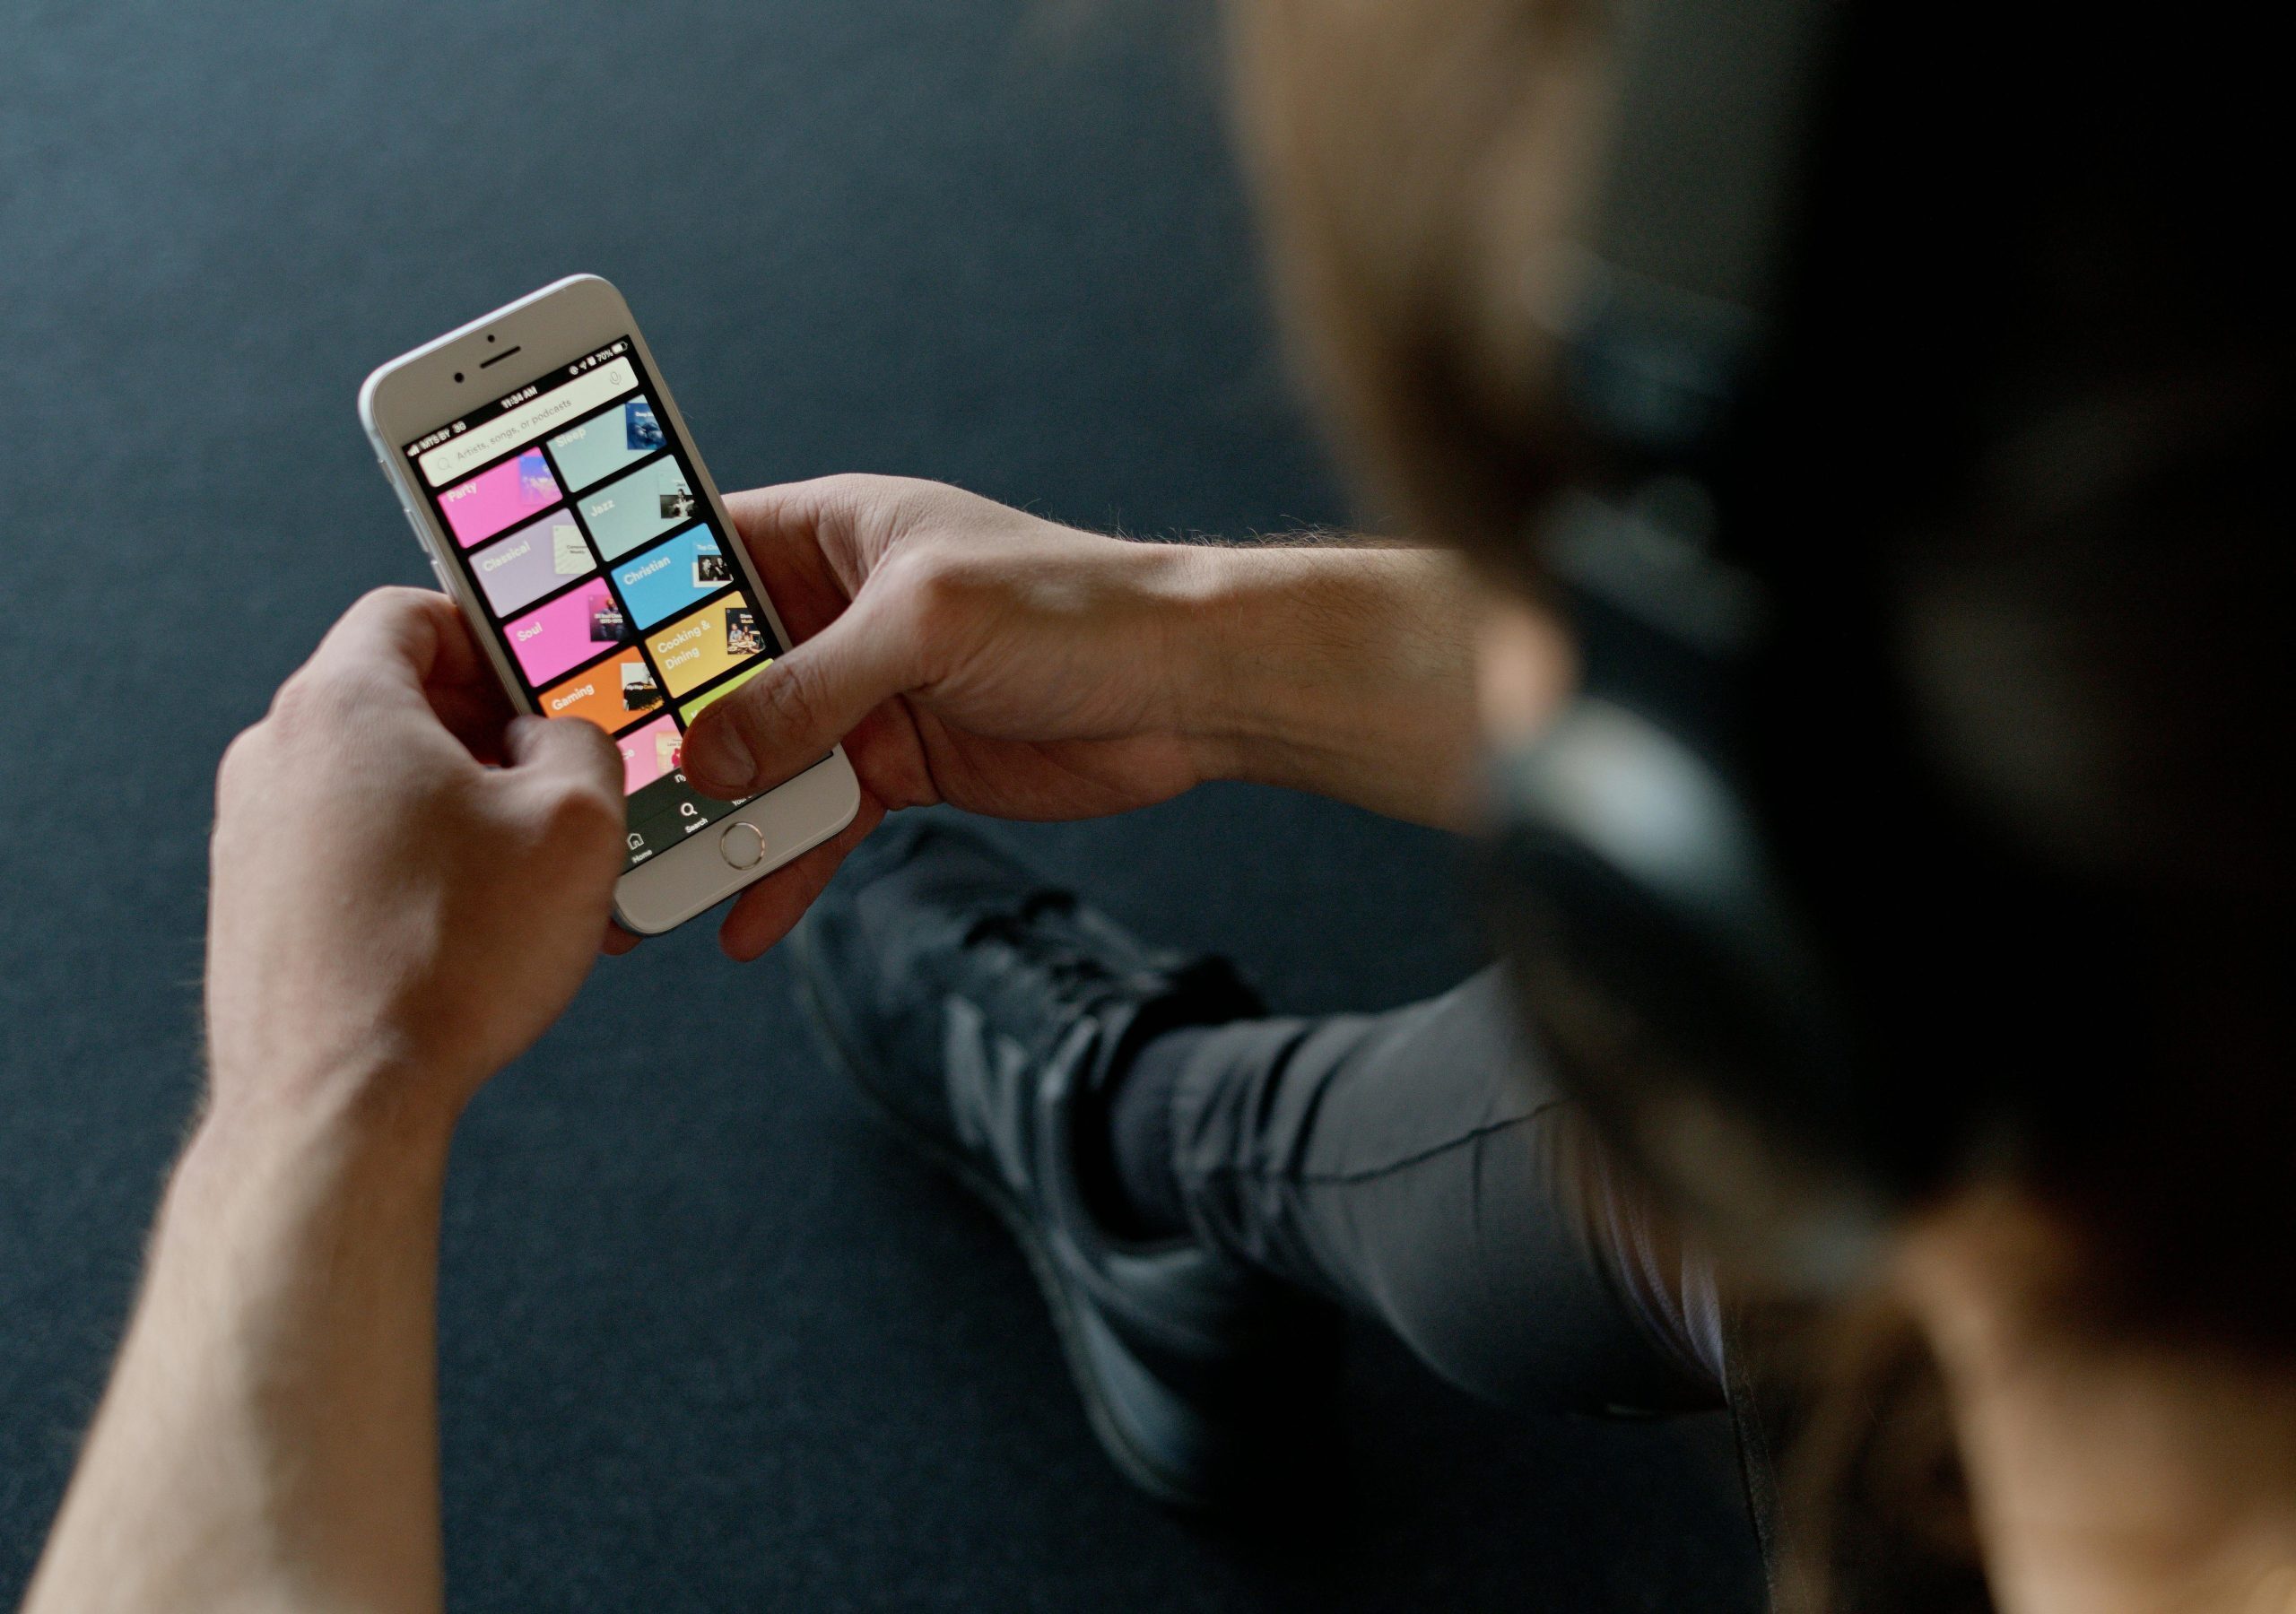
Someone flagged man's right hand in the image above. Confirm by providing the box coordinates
[681,476,1236,956]
[683,475,1217,818]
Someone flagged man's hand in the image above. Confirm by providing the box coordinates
[679,476,1233,958]
[205,586,628,1137]
[27,588,629,1614]
[681,475,1225,810]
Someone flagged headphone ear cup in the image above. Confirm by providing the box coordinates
[1479,699,1891,1287]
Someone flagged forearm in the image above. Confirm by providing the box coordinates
[26,1080,453,1614]
[1172,542,1512,829]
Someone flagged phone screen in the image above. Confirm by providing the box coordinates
[398,338,780,871]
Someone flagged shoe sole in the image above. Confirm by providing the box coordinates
[787,915,1213,1512]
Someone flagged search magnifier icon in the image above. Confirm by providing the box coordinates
[678,802,699,820]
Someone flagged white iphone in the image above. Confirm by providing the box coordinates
[359,274,860,935]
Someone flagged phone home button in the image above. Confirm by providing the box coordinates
[718,821,765,871]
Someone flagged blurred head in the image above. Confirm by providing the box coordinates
[1226,0,2294,1349]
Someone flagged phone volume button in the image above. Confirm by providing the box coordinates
[400,506,446,583]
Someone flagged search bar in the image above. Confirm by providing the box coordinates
[419,356,639,488]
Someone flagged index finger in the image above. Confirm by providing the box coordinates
[718,482,869,645]
[300,586,471,693]
[295,586,515,760]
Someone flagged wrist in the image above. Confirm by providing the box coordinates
[1161,542,1483,826]
[190,1052,460,1194]
[1123,542,1242,781]
[1157,543,1257,778]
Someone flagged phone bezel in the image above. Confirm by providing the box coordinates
[357,273,860,935]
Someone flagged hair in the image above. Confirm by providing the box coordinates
[1224,0,2296,1598]
[1225,0,1600,577]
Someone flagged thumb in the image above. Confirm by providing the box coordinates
[680,598,917,797]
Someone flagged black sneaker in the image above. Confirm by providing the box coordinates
[788,816,1343,1510]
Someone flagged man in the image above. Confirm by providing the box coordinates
[28,2,2294,1610]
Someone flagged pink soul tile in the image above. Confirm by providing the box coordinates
[441,450,562,548]
[506,583,621,687]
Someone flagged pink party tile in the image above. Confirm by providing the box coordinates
[439,450,561,548]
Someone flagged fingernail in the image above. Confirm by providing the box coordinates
[682,721,755,794]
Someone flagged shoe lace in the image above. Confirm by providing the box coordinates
[962,895,1132,1005]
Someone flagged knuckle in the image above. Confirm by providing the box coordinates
[751,657,824,734]
[811,471,928,520]
[264,668,331,733]
[352,584,411,614]
[886,545,989,650]
[269,663,371,735]
[810,471,883,507]
[539,777,625,852]
[214,724,269,803]
[359,583,441,622]
[809,473,945,558]
[880,540,959,609]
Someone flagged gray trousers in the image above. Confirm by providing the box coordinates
[1162,969,1726,1416]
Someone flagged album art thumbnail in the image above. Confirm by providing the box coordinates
[590,594,627,643]
[725,608,764,657]
[622,660,662,711]
[626,400,663,453]
[692,546,731,587]
[659,488,698,521]
[656,731,681,775]
[551,522,589,575]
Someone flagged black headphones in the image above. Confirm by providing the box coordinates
[1476,0,2155,1285]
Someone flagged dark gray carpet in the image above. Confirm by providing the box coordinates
[0,2,1760,1607]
